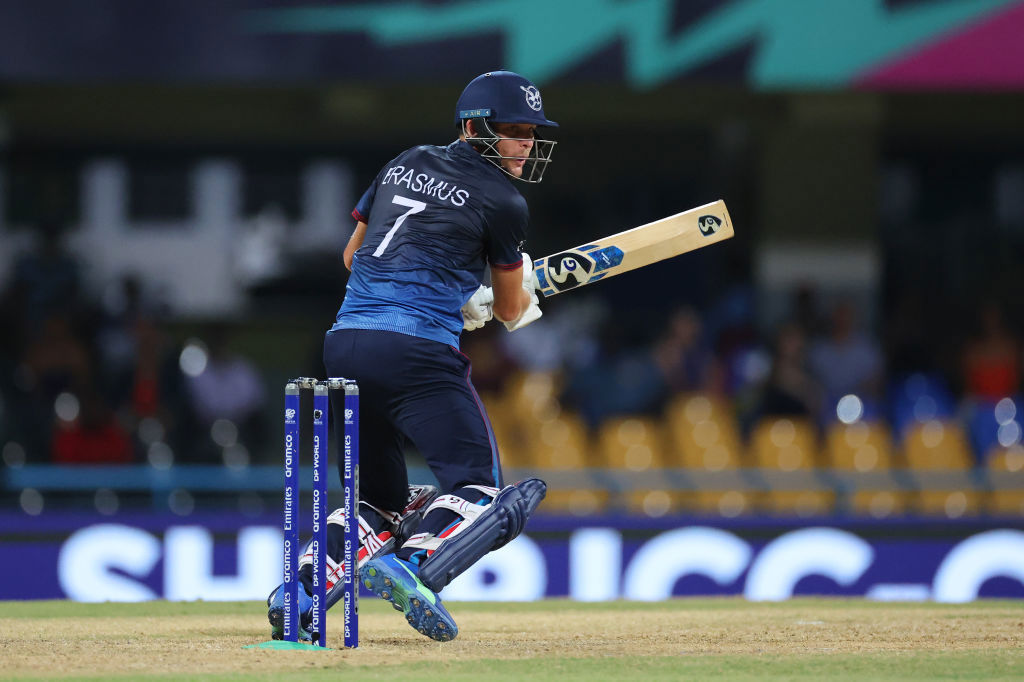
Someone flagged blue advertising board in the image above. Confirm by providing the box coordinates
[2,511,1022,603]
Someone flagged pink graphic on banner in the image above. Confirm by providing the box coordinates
[857,1,1024,89]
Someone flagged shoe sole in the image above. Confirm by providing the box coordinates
[268,608,313,642]
[267,589,312,642]
[362,558,458,642]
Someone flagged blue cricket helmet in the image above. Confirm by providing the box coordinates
[454,71,558,128]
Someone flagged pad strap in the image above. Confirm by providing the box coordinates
[318,484,440,610]
[310,485,441,580]
[400,484,500,554]
[301,506,394,590]
[358,501,402,527]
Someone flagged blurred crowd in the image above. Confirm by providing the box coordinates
[0,222,267,468]
[2,222,1021,469]
[473,285,1021,466]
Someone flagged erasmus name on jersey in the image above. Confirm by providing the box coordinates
[333,140,528,348]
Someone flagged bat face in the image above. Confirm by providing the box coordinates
[533,200,733,297]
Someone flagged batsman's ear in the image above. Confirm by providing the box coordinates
[464,117,491,140]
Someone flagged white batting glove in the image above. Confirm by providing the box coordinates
[503,253,542,331]
[520,252,540,292]
[461,285,494,331]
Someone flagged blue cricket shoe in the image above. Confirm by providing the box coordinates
[362,555,458,642]
[266,583,313,641]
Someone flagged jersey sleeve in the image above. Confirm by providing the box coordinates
[486,194,529,271]
[352,184,376,223]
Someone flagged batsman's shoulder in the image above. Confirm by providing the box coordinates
[412,143,454,160]
[491,181,529,215]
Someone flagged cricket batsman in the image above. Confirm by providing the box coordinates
[267,71,554,641]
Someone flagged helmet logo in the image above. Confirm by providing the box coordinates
[520,85,543,111]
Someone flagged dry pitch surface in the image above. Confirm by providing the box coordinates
[1,599,1022,681]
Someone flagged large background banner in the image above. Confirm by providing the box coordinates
[4,511,1023,602]
[2,0,1024,88]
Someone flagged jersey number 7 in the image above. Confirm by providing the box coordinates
[372,195,427,257]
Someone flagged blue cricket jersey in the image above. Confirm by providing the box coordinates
[332,140,528,348]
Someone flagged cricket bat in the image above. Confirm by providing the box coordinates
[532,200,734,297]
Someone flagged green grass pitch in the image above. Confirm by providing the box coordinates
[1,598,1022,680]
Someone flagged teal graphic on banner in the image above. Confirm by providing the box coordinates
[246,0,1021,89]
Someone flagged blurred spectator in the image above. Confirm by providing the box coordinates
[1,221,95,461]
[792,282,826,340]
[8,219,83,326]
[885,288,935,377]
[92,274,189,456]
[125,319,181,417]
[960,302,1021,401]
[22,313,93,402]
[1,221,87,390]
[562,321,667,428]
[808,300,883,404]
[7,311,95,461]
[500,296,606,373]
[51,388,133,464]
[704,285,761,396]
[96,274,148,377]
[653,306,715,394]
[748,322,822,427]
[110,317,190,457]
[184,324,266,461]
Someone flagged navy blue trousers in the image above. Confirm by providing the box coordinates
[323,329,502,513]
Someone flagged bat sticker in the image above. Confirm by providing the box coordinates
[536,244,624,295]
[698,215,721,236]
[590,246,624,273]
[544,250,596,292]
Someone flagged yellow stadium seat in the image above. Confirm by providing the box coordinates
[516,411,600,514]
[682,489,755,517]
[826,421,895,471]
[986,445,1024,472]
[914,489,982,517]
[540,488,610,516]
[597,416,665,471]
[487,400,535,469]
[759,490,835,517]
[502,371,562,424]
[530,412,592,470]
[849,490,911,518]
[984,445,1024,517]
[664,393,744,470]
[595,417,669,516]
[903,420,972,470]
[987,489,1024,516]
[478,390,502,414]
[493,371,577,470]
[750,418,819,470]
[621,489,686,517]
